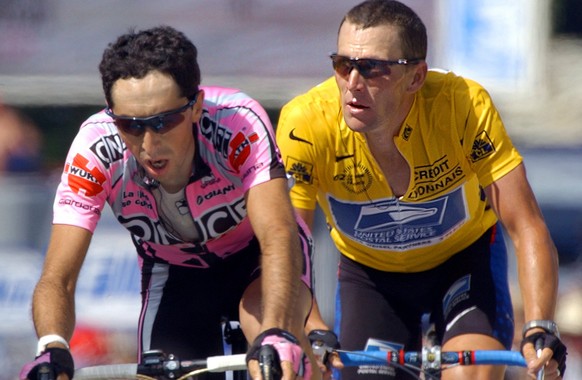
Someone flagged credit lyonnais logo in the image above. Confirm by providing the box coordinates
[470,131,495,162]
[285,156,313,184]
[402,124,413,141]
[65,153,107,196]
[328,185,468,251]
[410,156,465,201]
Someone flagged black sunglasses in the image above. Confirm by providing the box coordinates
[105,93,198,136]
[330,53,422,79]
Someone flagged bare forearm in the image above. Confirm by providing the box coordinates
[32,277,76,341]
[260,226,303,331]
[305,298,331,333]
[245,178,313,339]
[485,165,559,322]
[31,225,90,342]
[515,228,559,321]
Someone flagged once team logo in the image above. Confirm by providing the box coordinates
[90,133,125,168]
[65,154,107,196]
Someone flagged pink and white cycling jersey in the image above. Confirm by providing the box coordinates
[54,86,308,269]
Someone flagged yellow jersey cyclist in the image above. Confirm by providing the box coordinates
[277,1,567,379]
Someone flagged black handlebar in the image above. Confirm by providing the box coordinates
[46,347,284,380]
[258,345,282,380]
[36,364,54,380]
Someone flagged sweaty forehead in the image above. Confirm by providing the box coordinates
[337,22,403,59]
[111,71,183,115]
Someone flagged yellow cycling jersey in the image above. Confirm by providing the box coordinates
[276,72,522,272]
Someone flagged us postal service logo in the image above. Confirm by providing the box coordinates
[328,186,469,250]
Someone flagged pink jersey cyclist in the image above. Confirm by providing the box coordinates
[55,85,312,273]
[53,86,313,360]
[20,26,317,380]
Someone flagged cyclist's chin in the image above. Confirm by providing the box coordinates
[344,115,373,133]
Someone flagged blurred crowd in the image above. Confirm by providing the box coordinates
[0,100,43,174]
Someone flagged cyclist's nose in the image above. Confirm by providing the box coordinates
[347,68,364,91]
[141,128,163,150]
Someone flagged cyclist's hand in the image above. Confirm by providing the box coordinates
[247,328,311,379]
[19,348,74,380]
[307,329,343,378]
[521,332,567,379]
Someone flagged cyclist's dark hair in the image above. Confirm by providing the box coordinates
[339,0,427,60]
[99,25,200,108]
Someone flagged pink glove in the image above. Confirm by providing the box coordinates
[246,328,311,378]
[20,347,74,380]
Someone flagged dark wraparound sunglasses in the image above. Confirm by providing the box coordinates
[105,93,198,136]
[330,53,422,79]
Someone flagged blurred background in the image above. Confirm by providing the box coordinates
[0,0,581,379]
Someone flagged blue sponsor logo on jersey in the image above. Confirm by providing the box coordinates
[328,186,468,250]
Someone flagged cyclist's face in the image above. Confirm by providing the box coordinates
[335,22,424,135]
[110,71,203,192]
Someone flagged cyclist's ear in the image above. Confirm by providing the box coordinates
[406,61,427,93]
[191,89,205,123]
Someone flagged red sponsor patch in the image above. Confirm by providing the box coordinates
[228,132,259,171]
[65,154,106,196]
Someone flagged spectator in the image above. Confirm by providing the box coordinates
[0,102,43,173]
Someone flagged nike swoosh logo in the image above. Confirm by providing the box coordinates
[335,154,354,162]
[289,129,312,145]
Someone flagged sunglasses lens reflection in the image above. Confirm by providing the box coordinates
[331,56,388,79]
[114,120,143,136]
[113,112,185,136]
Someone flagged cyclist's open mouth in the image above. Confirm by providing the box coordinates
[151,160,166,169]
